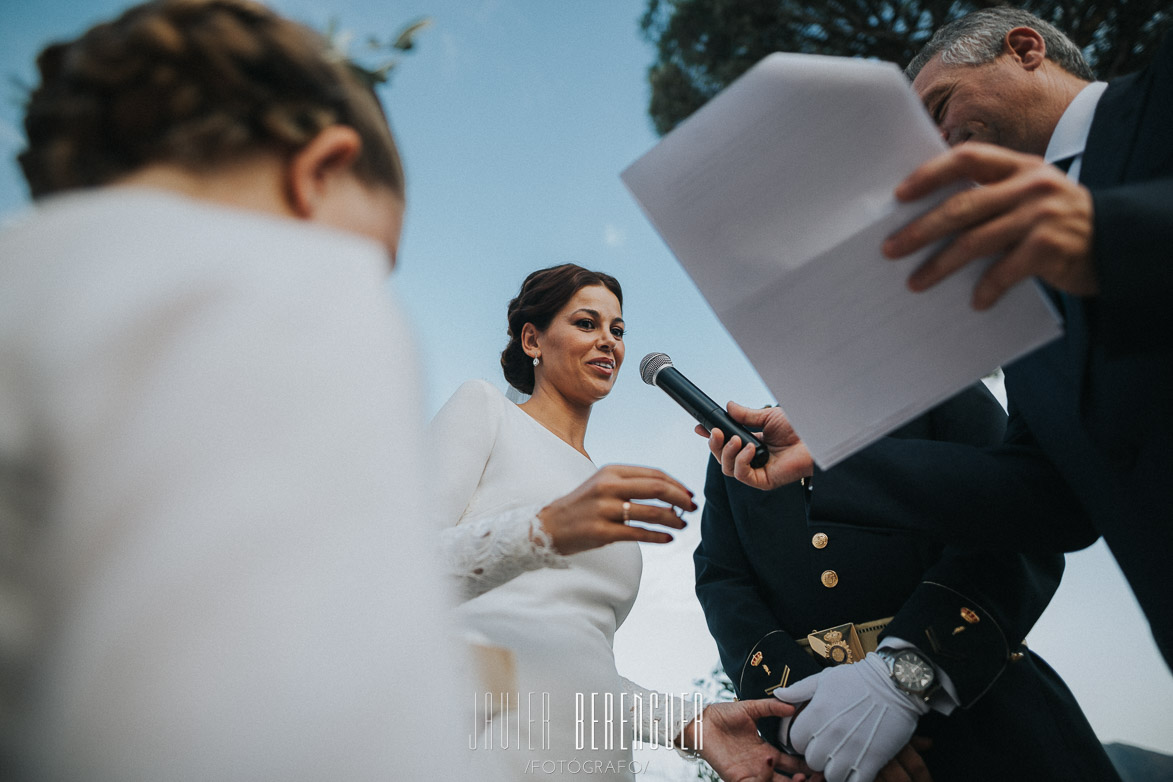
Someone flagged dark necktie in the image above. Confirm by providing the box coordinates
[1047,153,1079,316]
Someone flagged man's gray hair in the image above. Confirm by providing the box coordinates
[906,7,1094,81]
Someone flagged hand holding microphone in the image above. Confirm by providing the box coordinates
[706,401,814,491]
[639,352,815,490]
[640,353,769,469]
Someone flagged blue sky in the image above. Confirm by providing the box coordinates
[2,0,1170,774]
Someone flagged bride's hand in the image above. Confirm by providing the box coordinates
[679,699,811,782]
[536,465,695,555]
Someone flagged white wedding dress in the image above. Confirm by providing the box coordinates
[431,379,699,781]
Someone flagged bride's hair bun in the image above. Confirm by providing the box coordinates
[501,264,623,395]
[19,0,403,198]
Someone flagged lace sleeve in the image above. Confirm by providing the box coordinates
[619,676,705,757]
[440,504,569,601]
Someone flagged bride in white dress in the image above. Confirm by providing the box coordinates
[430,265,794,782]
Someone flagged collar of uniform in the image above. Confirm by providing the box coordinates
[1044,80,1109,164]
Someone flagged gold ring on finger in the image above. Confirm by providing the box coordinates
[622,501,631,524]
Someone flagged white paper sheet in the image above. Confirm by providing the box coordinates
[622,53,1062,468]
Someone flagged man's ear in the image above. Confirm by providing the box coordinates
[1005,26,1047,71]
[286,125,363,218]
[521,322,541,358]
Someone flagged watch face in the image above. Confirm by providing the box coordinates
[892,651,934,692]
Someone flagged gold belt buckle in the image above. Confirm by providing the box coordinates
[806,622,866,666]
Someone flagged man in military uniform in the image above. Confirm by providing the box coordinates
[695,383,1120,781]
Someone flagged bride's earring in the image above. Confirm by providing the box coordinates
[533,356,541,367]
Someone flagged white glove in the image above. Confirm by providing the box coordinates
[772,652,929,782]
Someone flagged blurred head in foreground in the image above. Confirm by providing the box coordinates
[19,0,407,264]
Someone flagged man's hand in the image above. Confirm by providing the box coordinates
[694,402,813,490]
[773,654,928,782]
[682,698,805,782]
[877,738,933,782]
[772,740,932,782]
[883,142,1097,310]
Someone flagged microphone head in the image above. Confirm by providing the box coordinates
[639,352,673,385]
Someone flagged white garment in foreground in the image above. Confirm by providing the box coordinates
[430,380,700,781]
[0,188,493,781]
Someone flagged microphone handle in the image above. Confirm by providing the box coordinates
[657,367,769,469]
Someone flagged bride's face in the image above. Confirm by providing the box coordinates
[532,285,625,405]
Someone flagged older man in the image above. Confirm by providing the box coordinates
[713,2,1172,664]
[704,8,1171,780]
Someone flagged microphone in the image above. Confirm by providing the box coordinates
[640,352,769,469]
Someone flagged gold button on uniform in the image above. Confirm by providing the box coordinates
[811,532,829,549]
[820,570,839,588]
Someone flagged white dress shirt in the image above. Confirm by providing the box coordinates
[1044,80,1109,180]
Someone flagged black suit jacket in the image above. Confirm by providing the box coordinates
[805,35,1173,669]
[695,384,1121,781]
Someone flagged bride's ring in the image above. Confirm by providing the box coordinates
[622,501,631,524]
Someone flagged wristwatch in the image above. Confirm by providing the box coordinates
[876,648,937,703]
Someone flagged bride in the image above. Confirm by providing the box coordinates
[430,264,796,781]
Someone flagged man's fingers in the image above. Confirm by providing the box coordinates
[970,248,1037,310]
[886,184,988,259]
[894,143,1025,202]
[726,400,771,427]
[773,753,811,777]
[892,155,1091,306]
[758,447,813,489]
[877,762,913,782]
[905,206,1026,291]
[731,440,760,482]
[707,426,727,461]
[720,434,744,476]
[893,743,932,782]
[973,208,1096,308]
[888,166,1049,261]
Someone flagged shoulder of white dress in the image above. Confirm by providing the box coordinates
[453,378,508,411]
[435,379,511,435]
[460,377,503,397]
